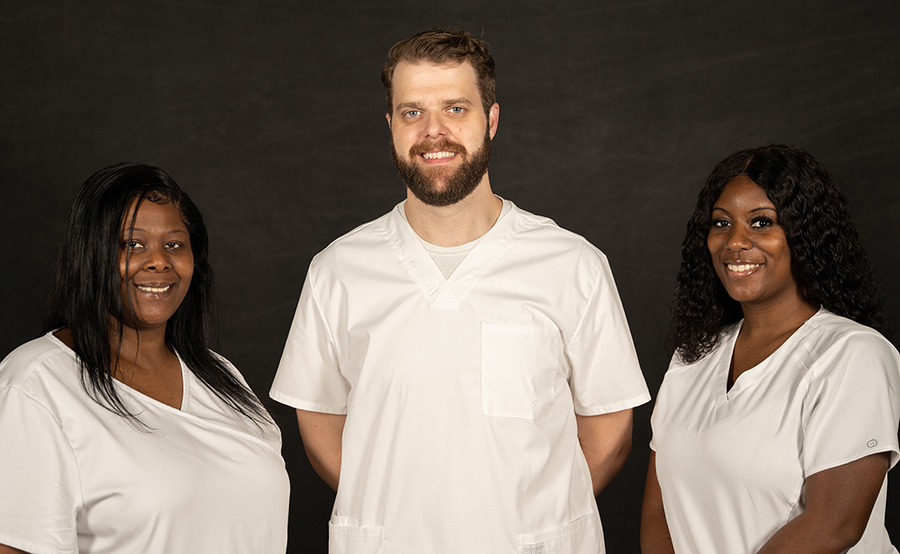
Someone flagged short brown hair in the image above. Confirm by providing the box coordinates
[381,27,496,116]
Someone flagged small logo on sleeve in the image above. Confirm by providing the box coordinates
[867,439,878,448]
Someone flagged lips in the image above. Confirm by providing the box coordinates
[422,151,457,160]
[410,139,466,161]
[726,263,760,272]
[724,262,762,277]
[135,283,174,294]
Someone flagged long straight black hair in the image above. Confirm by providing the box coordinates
[44,163,267,425]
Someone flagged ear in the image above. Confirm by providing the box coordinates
[385,113,392,130]
[488,103,499,140]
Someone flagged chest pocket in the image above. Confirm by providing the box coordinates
[481,323,560,419]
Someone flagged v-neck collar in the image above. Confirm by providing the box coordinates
[385,199,518,309]
[47,331,191,412]
[719,307,824,402]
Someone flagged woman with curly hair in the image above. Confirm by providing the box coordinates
[641,145,900,553]
[0,163,289,553]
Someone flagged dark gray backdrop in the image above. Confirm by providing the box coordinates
[3,1,899,552]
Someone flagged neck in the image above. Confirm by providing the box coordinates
[108,319,172,371]
[740,295,819,339]
[404,176,503,246]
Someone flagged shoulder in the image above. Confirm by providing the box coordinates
[0,334,75,389]
[506,202,609,269]
[309,208,395,269]
[802,310,898,361]
[0,334,81,425]
[208,350,252,387]
[666,322,740,375]
[798,309,900,383]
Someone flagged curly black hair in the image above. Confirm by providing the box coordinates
[671,144,889,364]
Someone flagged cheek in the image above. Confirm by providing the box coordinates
[181,256,195,288]
[118,253,130,281]
[706,234,719,257]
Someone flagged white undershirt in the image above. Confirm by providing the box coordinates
[401,199,512,279]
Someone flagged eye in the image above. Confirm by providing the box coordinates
[403,110,421,118]
[123,240,143,250]
[750,216,775,229]
[710,218,731,229]
[165,241,185,250]
[448,106,465,114]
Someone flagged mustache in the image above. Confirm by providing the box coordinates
[408,139,467,157]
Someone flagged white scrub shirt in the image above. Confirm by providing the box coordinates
[650,308,900,553]
[271,200,650,553]
[0,333,290,554]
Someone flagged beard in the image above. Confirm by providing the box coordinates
[390,130,492,207]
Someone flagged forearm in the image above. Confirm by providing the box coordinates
[0,544,28,554]
[757,452,890,554]
[296,409,346,491]
[576,410,633,496]
[757,512,860,554]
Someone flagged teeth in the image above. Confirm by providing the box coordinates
[422,151,456,160]
[727,263,760,272]
[137,285,171,293]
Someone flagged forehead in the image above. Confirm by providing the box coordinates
[715,175,775,208]
[122,198,186,231]
[391,60,480,106]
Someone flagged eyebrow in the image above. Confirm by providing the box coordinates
[711,206,777,214]
[123,227,188,234]
[442,97,473,106]
[395,98,474,111]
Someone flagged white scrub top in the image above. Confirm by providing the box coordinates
[651,308,900,553]
[272,200,650,553]
[0,333,290,554]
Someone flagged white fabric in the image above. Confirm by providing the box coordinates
[419,238,480,279]
[0,333,290,554]
[650,308,900,553]
[412,199,512,279]
[271,199,650,553]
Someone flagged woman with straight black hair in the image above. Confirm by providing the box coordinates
[642,145,900,553]
[0,163,289,553]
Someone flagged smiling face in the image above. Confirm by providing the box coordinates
[707,175,803,311]
[118,198,194,333]
[387,60,499,206]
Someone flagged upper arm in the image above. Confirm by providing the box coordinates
[803,332,900,476]
[575,409,633,496]
[566,256,650,414]
[270,270,350,413]
[296,408,346,447]
[0,386,80,553]
[295,409,346,491]
[641,451,676,554]
[575,409,632,453]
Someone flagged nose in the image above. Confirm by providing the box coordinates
[726,225,752,251]
[142,245,171,271]
[423,111,448,139]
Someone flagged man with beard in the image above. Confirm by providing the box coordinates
[271,27,650,553]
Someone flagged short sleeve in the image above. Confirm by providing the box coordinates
[270,269,350,414]
[802,333,900,476]
[565,256,650,415]
[0,386,81,554]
